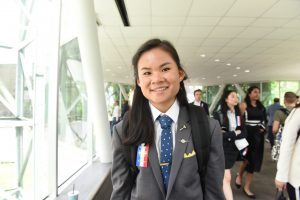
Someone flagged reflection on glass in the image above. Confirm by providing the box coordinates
[262,82,280,106]
[58,38,88,185]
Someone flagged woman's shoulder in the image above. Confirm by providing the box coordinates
[291,107,300,118]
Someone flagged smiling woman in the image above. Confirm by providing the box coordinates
[110,38,225,200]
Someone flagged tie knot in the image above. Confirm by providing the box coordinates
[158,115,173,129]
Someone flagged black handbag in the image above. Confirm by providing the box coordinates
[275,190,286,200]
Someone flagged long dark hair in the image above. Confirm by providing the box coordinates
[220,90,244,129]
[123,39,189,146]
[244,86,264,109]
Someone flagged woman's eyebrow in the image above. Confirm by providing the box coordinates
[139,62,171,71]
[160,62,170,67]
[139,66,152,71]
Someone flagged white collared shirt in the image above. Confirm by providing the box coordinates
[149,100,179,161]
[227,110,237,131]
[193,100,201,107]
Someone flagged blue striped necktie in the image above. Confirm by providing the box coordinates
[158,115,173,192]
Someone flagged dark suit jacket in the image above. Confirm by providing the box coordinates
[190,101,209,116]
[111,106,225,200]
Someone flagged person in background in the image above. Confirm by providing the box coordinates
[110,38,225,200]
[111,100,120,130]
[275,103,300,200]
[266,98,281,147]
[190,89,209,115]
[121,100,129,118]
[235,86,267,199]
[214,90,247,200]
[272,92,297,135]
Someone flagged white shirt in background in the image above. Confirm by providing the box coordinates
[112,105,120,121]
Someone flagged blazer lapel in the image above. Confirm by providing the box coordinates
[149,144,166,198]
[166,106,191,199]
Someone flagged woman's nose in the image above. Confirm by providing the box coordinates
[151,71,164,84]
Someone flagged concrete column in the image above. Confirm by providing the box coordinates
[73,0,111,163]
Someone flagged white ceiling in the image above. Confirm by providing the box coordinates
[91,0,299,85]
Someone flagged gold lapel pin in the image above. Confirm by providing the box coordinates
[179,139,189,144]
[179,124,187,131]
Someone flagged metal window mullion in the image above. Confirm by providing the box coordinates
[16,53,24,193]
[46,0,62,198]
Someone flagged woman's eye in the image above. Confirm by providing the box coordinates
[162,67,170,72]
[143,71,151,76]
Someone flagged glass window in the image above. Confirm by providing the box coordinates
[262,82,280,107]
[58,38,88,185]
[279,81,300,105]
[205,85,220,105]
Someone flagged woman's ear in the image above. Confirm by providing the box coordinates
[179,70,185,81]
[137,79,141,87]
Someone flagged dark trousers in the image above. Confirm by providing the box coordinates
[287,182,299,200]
[267,126,274,147]
[111,117,119,135]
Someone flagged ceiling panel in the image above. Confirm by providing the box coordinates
[180,26,213,38]
[103,27,123,38]
[225,39,256,47]
[129,16,151,26]
[125,0,151,16]
[94,0,300,85]
[185,17,220,26]
[121,27,151,38]
[252,18,290,27]
[250,39,283,48]
[226,0,278,17]
[218,17,255,26]
[262,0,300,18]
[218,47,242,54]
[152,26,182,38]
[201,38,230,47]
[152,17,186,26]
[189,0,236,17]
[176,38,204,46]
[209,27,245,38]
[283,19,300,28]
[264,28,300,39]
[152,0,193,17]
[237,27,274,38]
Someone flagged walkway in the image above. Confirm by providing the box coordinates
[231,141,278,200]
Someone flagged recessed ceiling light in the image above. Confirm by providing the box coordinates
[214,59,220,62]
[245,69,250,73]
[226,63,231,66]
[233,74,237,77]
[236,67,241,70]
[202,77,206,80]
[200,54,206,58]
[217,76,221,79]
[118,66,122,69]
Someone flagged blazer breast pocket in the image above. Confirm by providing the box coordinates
[184,150,196,159]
